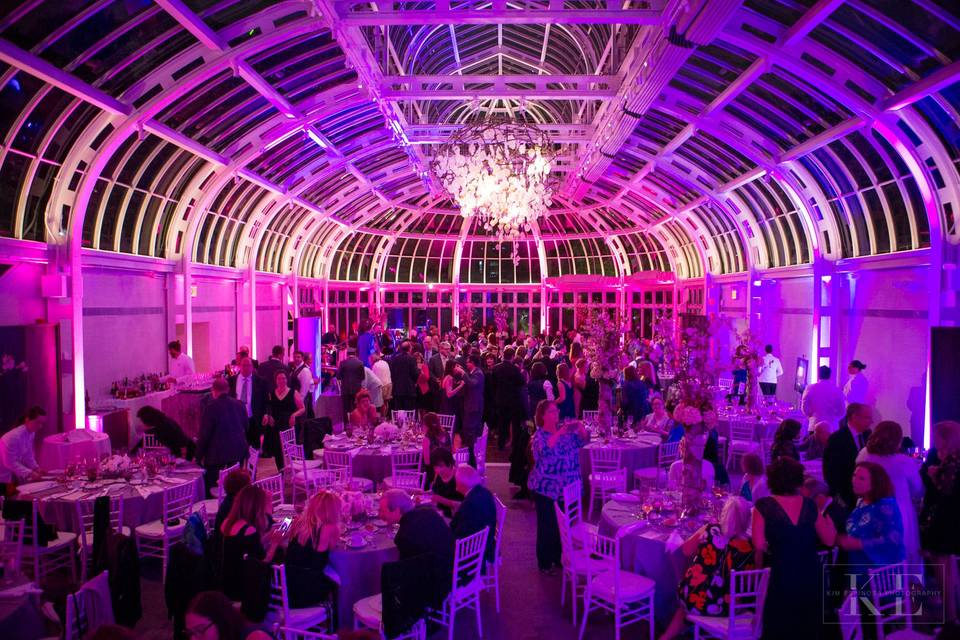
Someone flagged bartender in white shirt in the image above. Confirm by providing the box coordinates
[0,406,45,487]
[843,359,869,405]
[758,344,784,397]
[166,340,195,383]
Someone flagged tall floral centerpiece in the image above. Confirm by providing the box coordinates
[492,303,510,339]
[733,329,764,412]
[580,307,624,434]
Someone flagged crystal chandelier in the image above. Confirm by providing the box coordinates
[431,119,557,241]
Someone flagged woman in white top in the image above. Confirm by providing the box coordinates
[843,359,869,405]
[856,420,923,565]
[640,396,672,435]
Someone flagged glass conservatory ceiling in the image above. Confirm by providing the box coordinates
[0,0,958,282]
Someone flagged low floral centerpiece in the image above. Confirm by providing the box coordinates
[341,491,374,522]
[374,422,400,442]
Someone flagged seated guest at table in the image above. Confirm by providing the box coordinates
[832,461,906,573]
[380,489,454,566]
[752,457,836,640]
[186,590,272,640]
[770,418,802,462]
[920,421,960,621]
[213,468,252,540]
[737,452,768,502]
[658,497,755,640]
[450,464,497,562]
[429,448,463,517]
[639,396,674,438]
[668,448,716,491]
[229,357,267,450]
[421,412,451,479]
[620,365,651,425]
[527,399,589,574]
[198,378,250,497]
[284,491,340,607]
[798,421,830,460]
[217,485,274,602]
[262,371,305,472]
[135,405,196,460]
[349,389,379,430]
[856,420,923,565]
[0,406,44,488]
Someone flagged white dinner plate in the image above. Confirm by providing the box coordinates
[372,519,389,528]
[612,492,640,504]
[347,538,368,549]
[16,480,57,494]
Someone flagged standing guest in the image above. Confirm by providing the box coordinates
[527,400,589,574]
[389,342,421,412]
[258,346,286,395]
[166,340,195,383]
[658,497,755,640]
[289,351,315,419]
[752,457,835,640]
[460,355,485,464]
[526,362,554,419]
[429,342,452,409]
[555,363,576,421]
[429,448,463,517]
[321,325,338,348]
[491,347,524,451]
[285,491,340,607]
[135,406,195,460]
[450,464,497,562]
[572,358,588,418]
[843,360,869,406]
[216,485,273,602]
[185,591,272,640]
[440,361,466,436]
[620,365,650,425]
[637,361,659,393]
[482,353,497,434]
[362,366,384,415]
[231,346,259,370]
[197,379,250,497]
[229,357,267,450]
[370,352,393,417]
[262,371,305,472]
[0,406,44,488]
[421,412,451,475]
[770,419,802,462]
[738,452,769,502]
[833,462,905,573]
[380,489,454,565]
[335,351,365,415]
[856,421,923,564]
[801,366,846,433]
[348,390,379,430]
[0,353,27,433]
[920,421,960,622]
[758,345,783,397]
[581,363,600,414]
[824,402,874,509]
[356,319,378,368]
[414,352,432,416]
[798,421,831,460]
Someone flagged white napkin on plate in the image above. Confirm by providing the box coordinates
[665,531,686,553]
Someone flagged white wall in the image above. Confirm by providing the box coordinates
[0,262,46,325]
[191,276,238,373]
[255,281,283,362]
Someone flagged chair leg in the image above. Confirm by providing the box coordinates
[571,576,578,625]
[494,569,501,613]
[578,593,590,640]
[614,607,622,640]
[475,595,483,638]
[560,571,567,607]
[447,606,454,640]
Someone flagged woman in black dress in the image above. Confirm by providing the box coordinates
[510,362,552,499]
[284,491,339,608]
[439,360,465,438]
[752,457,834,640]
[217,485,275,602]
[262,370,305,471]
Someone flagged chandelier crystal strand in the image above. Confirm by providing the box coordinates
[432,120,558,255]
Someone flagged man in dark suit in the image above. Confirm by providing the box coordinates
[491,347,525,451]
[336,351,365,415]
[451,465,497,563]
[823,402,874,509]
[380,489,454,567]
[462,354,485,463]
[389,341,420,411]
[428,341,452,408]
[196,378,249,497]
[230,346,259,371]
[258,345,287,394]
[228,357,267,449]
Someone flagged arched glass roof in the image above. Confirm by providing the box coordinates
[0,0,957,284]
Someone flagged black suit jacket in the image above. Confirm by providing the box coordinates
[395,506,454,563]
[229,373,268,426]
[450,485,497,562]
[463,369,484,414]
[491,361,524,408]
[196,395,249,466]
[823,425,870,508]
[258,358,286,394]
[390,352,420,398]
[428,354,446,389]
[336,357,365,395]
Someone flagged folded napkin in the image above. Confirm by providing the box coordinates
[665,531,686,553]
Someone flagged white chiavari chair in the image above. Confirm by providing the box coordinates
[687,568,771,640]
[391,410,417,425]
[726,418,759,468]
[268,564,329,633]
[246,447,260,480]
[474,425,489,476]
[555,505,612,626]
[867,562,924,640]
[578,533,655,640]
[76,496,126,581]
[561,480,597,548]
[254,473,294,513]
[383,450,422,489]
[0,520,24,579]
[634,440,681,489]
[437,414,456,438]
[21,499,77,582]
[323,449,374,492]
[483,495,507,612]
[133,481,196,577]
[64,571,114,640]
[427,528,489,640]
[582,410,599,425]
[453,448,471,465]
[587,448,625,518]
[141,433,165,452]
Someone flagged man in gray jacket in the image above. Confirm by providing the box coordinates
[196,377,249,497]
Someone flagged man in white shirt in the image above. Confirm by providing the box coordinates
[166,340,195,382]
[370,352,393,417]
[843,359,869,406]
[801,365,846,433]
[0,406,44,485]
[758,344,784,397]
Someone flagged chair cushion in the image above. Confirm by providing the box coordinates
[286,603,328,629]
[134,519,186,538]
[24,531,76,553]
[588,570,655,600]
[353,593,382,629]
[688,612,757,638]
[193,499,218,517]
[565,549,613,576]
[570,521,598,544]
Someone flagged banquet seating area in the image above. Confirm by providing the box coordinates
[1,0,960,639]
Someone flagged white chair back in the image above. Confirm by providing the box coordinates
[475,425,488,475]
[867,562,917,638]
[76,496,124,551]
[391,470,426,491]
[141,433,164,451]
[254,473,285,510]
[718,377,733,391]
[589,446,621,473]
[392,410,416,424]
[491,495,506,564]
[246,447,259,480]
[391,450,422,474]
[280,427,298,450]
[555,505,576,567]
[561,480,585,526]
[322,450,354,480]
[452,528,489,591]
[0,520,23,577]
[161,482,198,532]
[437,414,456,435]
[306,467,349,493]
[658,440,681,470]
[453,448,470,465]
[838,593,863,640]
[582,410,599,424]
[269,563,292,625]
[216,463,240,504]
[730,418,757,442]
[728,568,771,640]
[65,571,114,640]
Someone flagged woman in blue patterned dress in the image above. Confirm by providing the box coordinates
[527,399,590,573]
[834,461,905,573]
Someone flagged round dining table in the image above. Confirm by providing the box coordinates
[38,430,112,470]
[322,436,422,486]
[329,520,400,628]
[17,464,205,530]
[579,432,662,491]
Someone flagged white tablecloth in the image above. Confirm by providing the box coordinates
[38,431,112,470]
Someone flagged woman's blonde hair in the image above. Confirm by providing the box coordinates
[289,490,342,546]
[719,496,752,538]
